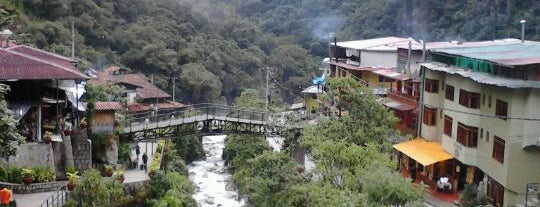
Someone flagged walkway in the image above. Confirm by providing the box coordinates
[124,141,158,183]
[13,191,59,207]
[424,193,458,207]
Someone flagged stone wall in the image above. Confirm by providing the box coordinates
[71,130,92,172]
[0,143,55,170]
[52,141,66,179]
[0,181,67,194]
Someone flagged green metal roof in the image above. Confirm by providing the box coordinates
[432,42,540,66]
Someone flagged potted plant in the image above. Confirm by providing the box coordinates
[104,165,114,177]
[63,124,72,136]
[66,171,79,191]
[80,118,87,129]
[114,170,125,183]
[20,168,34,185]
[43,131,53,144]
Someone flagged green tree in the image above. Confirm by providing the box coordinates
[0,84,25,159]
[233,88,264,109]
[233,151,306,207]
[222,134,269,172]
[302,78,398,148]
[179,63,223,103]
[299,77,424,206]
[147,171,197,207]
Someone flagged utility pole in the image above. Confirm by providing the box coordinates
[70,17,75,60]
[265,67,270,111]
[172,76,176,102]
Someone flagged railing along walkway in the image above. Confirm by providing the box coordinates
[39,186,67,207]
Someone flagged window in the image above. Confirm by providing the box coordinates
[459,89,480,109]
[378,75,393,82]
[445,84,455,100]
[487,177,504,207]
[488,96,492,108]
[423,106,437,126]
[444,116,453,136]
[457,122,478,147]
[495,99,508,119]
[486,131,490,142]
[492,136,505,163]
[425,79,439,93]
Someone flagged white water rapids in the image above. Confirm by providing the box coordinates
[188,135,245,207]
[188,135,291,207]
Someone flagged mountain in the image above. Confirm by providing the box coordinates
[1,0,538,105]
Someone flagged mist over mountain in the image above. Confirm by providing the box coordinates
[1,0,538,105]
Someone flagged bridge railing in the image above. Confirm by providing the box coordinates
[126,103,272,128]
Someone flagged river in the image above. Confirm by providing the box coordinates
[188,135,245,207]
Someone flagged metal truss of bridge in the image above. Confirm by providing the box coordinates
[122,104,284,141]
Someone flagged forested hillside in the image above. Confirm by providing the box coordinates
[1,0,539,105]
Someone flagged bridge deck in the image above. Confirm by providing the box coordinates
[127,114,267,133]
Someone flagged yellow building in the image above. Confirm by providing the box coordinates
[418,42,540,207]
[302,85,324,119]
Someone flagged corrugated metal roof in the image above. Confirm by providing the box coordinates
[333,37,408,51]
[372,68,410,81]
[422,62,540,89]
[432,42,540,66]
[302,85,324,94]
[396,38,523,50]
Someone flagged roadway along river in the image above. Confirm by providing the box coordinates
[188,135,245,207]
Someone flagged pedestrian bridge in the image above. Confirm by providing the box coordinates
[122,103,286,141]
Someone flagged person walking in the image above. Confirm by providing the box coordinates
[135,145,140,160]
[142,152,148,173]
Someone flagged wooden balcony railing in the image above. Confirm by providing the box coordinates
[387,89,419,107]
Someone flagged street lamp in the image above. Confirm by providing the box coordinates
[0,29,13,48]
[144,118,150,158]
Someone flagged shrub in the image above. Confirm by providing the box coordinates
[147,171,196,207]
[72,169,125,206]
[118,142,131,164]
[6,167,21,183]
[33,167,55,183]
[0,166,7,182]
[20,168,34,179]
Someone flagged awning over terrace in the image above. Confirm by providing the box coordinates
[393,138,453,166]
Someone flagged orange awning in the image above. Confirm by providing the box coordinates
[393,138,453,166]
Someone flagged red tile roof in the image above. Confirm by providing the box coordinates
[7,45,79,72]
[127,101,184,113]
[89,66,171,99]
[0,48,89,80]
[93,101,123,111]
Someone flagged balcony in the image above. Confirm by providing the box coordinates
[387,89,419,106]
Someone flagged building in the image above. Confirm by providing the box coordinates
[328,37,422,135]
[88,66,183,114]
[302,84,324,119]
[414,41,540,206]
[0,44,89,172]
[91,101,123,133]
